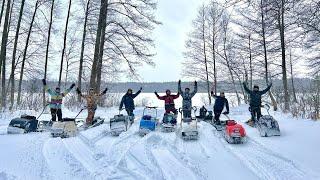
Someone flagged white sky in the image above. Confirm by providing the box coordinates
[135,0,207,82]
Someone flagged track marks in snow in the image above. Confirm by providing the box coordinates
[43,138,94,180]
[152,148,197,180]
[218,133,309,180]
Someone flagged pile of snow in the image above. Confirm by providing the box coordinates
[0,104,319,180]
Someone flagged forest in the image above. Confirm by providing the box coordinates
[0,0,318,120]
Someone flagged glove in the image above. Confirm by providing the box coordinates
[102,88,108,94]
[154,91,157,94]
[42,79,46,86]
[178,80,181,84]
[140,87,143,91]
[76,88,81,94]
[223,111,229,115]
[194,81,197,85]
[70,83,75,89]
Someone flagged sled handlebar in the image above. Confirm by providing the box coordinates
[36,104,50,120]
[145,106,157,109]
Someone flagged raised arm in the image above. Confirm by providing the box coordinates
[132,87,142,99]
[190,81,198,97]
[260,83,272,95]
[178,80,183,95]
[243,82,252,95]
[99,88,108,96]
[62,83,75,97]
[172,92,180,99]
[42,79,54,95]
[155,91,165,100]
[210,91,217,99]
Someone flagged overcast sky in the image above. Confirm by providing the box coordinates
[135,0,206,82]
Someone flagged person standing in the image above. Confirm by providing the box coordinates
[211,91,229,125]
[42,79,75,121]
[178,80,197,118]
[154,89,179,115]
[243,82,272,126]
[76,87,108,126]
[119,87,142,116]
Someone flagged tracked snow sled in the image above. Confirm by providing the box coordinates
[223,119,246,144]
[161,113,177,132]
[7,105,50,134]
[51,118,77,138]
[213,114,246,144]
[178,107,198,140]
[139,107,159,136]
[256,104,280,137]
[110,110,134,136]
[51,108,104,138]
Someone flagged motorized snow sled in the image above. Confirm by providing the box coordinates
[178,107,198,140]
[139,106,159,136]
[7,105,50,134]
[161,113,177,132]
[51,107,105,138]
[110,109,134,136]
[213,114,246,144]
[223,119,246,144]
[256,104,281,137]
[51,118,77,138]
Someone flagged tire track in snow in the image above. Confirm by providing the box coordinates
[216,131,308,180]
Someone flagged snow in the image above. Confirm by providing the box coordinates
[0,95,320,180]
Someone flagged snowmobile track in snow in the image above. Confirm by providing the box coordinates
[214,129,309,180]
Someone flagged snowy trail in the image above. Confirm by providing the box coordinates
[213,124,311,180]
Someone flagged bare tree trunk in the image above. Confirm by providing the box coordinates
[0,0,5,26]
[249,34,253,89]
[58,0,72,86]
[201,6,211,105]
[17,0,39,105]
[261,0,278,111]
[9,0,25,109]
[0,0,11,108]
[223,30,241,105]
[289,48,297,103]
[78,0,90,102]
[279,0,290,111]
[96,0,108,93]
[90,0,107,89]
[43,0,54,106]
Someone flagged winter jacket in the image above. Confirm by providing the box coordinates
[45,85,72,109]
[119,90,141,110]
[80,93,105,110]
[155,92,179,105]
[178,83,197,110]
[212,95,229,112]
[243,82,272,107]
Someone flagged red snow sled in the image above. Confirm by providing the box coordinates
[223,117,246,144]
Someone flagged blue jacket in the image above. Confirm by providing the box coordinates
[213,95,229,112]
[119,90,141,110]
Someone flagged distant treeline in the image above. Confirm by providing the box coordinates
[16,78,314,93]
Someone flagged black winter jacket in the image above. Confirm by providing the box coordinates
[243,82,272,107]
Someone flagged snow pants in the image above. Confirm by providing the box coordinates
[86,108,96,125]
[126,109,134,117]
[51,108,62,121]
[165,104,178,115]
[214,110,223,123]
[250,106,262,121]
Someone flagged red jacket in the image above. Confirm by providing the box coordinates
[155,92,179,105]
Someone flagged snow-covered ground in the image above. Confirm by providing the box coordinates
[0,101,319,180]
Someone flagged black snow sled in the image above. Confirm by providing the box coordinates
[7,105,50,134]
